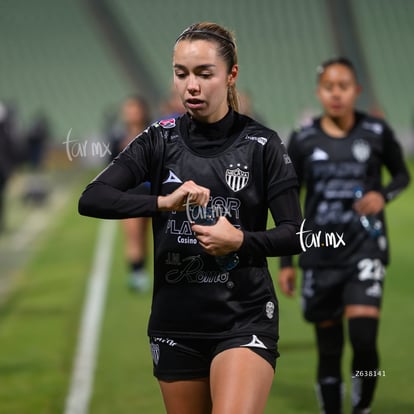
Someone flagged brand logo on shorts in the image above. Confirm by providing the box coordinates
[265,301,275,319]
[241,335,268,349]
[225,164,249,192]
[365,282,382,298]
[283,153,292,164]
[150,342,160,365]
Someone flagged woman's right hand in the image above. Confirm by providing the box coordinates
[157,180,210,212]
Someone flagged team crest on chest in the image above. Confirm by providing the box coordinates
[225,164,249,192]
[352,139,371,162]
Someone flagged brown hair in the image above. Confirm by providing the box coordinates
[125,94,152,126]
[175,22,239,112]
[316,57,359,83]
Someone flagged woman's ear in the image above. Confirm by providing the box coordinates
[228,64,239,85]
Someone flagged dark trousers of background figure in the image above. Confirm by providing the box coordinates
[0,176,6,232]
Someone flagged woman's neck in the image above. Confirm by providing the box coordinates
[190,108,233,137]
[185,108,235,153]
[191,107,231,126]
[321,112,355,138]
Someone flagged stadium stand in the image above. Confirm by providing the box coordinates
[106,0,337,135]
[0,0,132,140]
[1,0,412,151]
[350,0,414,151]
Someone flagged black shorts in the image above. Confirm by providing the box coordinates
[149,334,279,381]
[301,258,385,323]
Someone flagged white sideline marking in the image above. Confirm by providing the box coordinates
[64,219,116,414]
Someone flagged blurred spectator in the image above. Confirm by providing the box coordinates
[237,90,254,116]
[108,95,152,292]
[158,83,186,119]
[369,105,385,119]
[25,112,50,170]
[296,107,319,128]
[22,112,51,205]
[238,90,265,124]
[0,102,18,232]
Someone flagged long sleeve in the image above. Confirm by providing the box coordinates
[239,188,302,258]
[380,123,410,202]
[280,131,304,267]
[78,129,160,219]
[78,162,158,219]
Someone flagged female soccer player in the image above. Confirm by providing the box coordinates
[278,57,410,414]
[79,22,302,414]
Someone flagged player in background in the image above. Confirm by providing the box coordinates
[278,58,410,414]
[0,102,19,233]
[158,82,186,120]
[108,95,152,291]
[79,22,302,414]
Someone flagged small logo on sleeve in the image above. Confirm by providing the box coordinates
[162,170,183,184]
[158,118,176,129]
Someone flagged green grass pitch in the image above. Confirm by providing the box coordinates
[0,161,413,413]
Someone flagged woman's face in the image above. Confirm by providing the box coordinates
[122,99,147,126]
[173,39,238,123]
[317,64,361,119]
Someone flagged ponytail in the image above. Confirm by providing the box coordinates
[228,85,239,112]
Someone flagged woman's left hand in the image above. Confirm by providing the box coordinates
[353,191,385,215]
[192,216,244,256]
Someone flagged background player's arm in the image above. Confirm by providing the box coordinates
[353,191,385,216]
[380,124,411,202]
[354,125,411,216]
[278,266,297,297]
